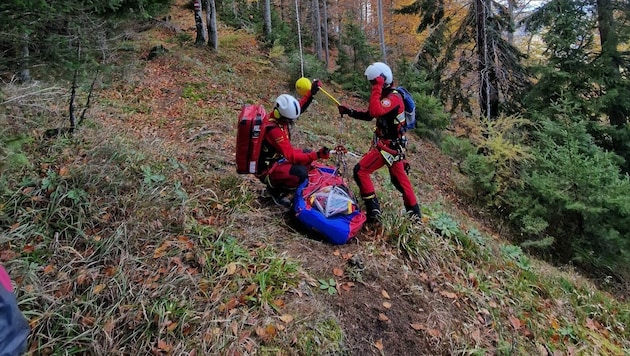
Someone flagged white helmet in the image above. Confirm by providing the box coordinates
[364,62,393,85]
[274,94,301,120]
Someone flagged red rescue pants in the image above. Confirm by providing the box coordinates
[353,147,417,207]
[259,160,309,190]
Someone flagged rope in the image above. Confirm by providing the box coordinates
[293,0,347,177]
[294,0,304,77]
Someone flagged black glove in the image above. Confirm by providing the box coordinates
[338,105,353,117]
[311,79,320,96]
[317,146,330,159]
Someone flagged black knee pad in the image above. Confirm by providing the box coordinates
[290,164,309,183]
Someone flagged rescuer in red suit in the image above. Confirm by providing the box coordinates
[337,62,421,224]
[256,82,330,209]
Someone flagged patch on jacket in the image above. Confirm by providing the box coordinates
[381,98,392,107]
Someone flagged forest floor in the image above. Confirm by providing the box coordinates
[103,3,498,354]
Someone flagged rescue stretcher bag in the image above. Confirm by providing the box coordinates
[293,164,366,244]
[236,104,267,174]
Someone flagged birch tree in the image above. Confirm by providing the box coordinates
[263,0,272,38]
[205,0,218,51]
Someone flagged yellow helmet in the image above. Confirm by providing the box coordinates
[295,77,311,96]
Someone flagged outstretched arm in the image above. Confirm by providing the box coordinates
[338,105,372,121]
[267,126,318,165]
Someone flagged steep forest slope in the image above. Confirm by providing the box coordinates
[1,1,629,355]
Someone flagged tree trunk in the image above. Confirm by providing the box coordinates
[194,0,206,46]
[19,32,31,83]
[476,0,499,120]
[597,0,626,127]
[205,0,218,51]
[313,0,323,61]
[507,0,515,44]
[377,0,386,63]
[263,0,272,38]
[322,0,329,69]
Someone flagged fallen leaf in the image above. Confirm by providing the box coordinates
[333,267,344,277]
[167,322,179,332]
[153,241,170,258]
[341,252,353,260]
[264,324,277,340]
[585,317,598,331]
[157,339,172,352]
[93,284,106,295]
[333,249,340,256]
[383,301,392,309]
[440,290,458,299]
[59,166,71,177]
[231,321,238,335]
[427,328,442,337]
[223,297,238,311]
[43,264,55,274]
[80,315,95,327]
[104,266,117,277]
[244,339,254,353]
[226,262,237,275]
[378,313,389,322]
[279,314,293,323]
[374,339,383,351]
[410,323,425,331]
[381,289,390,299]
[243,283,257,295]
[509,315,522,330]
[103,318,116,334]
[273,299,285,308]
[471,329,481,341]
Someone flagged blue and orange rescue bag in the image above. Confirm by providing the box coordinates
[293,164,366,244]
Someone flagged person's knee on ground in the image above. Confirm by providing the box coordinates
[289,164,308,186]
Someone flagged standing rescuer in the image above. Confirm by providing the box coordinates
[256,81,330,209]
[337,62,421,224]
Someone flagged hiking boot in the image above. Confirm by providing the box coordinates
[364,197,382,225]
[406,204,422,224]
[265,186,292,210]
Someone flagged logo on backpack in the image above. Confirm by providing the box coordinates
[395,86,416,130]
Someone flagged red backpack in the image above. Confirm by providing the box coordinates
[235,104,268,174]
